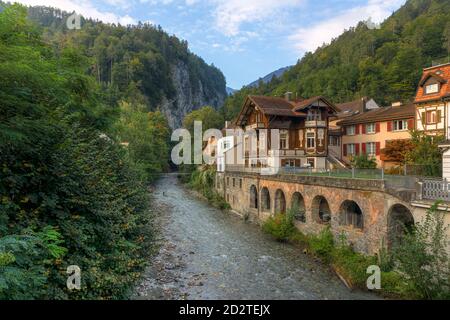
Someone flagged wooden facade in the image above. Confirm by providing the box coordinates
[232,95,338,169]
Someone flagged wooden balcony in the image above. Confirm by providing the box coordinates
[305,120,326,128]
[245,122,266,130]
[268,149,306,157]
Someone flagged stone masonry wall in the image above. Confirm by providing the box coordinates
[215,172,439,255]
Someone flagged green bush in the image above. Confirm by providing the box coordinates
[262,210,296,242]
[187,166,229,209]
[351,153,377,169]
[393,203,450,299]
[308,227,335,260]
[0,5,157,299]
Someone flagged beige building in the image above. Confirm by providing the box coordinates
[337,103,415,168]
[328,97,380,166]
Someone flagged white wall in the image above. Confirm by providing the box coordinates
[443,148,450,180]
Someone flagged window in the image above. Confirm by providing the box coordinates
[307,110,321,121]
[232,178,236,187]
[346,125,356,135]
[425,83,439,94]
[366,123,376,134]
[329,136,340,146]
[226,177,230,187]
[239,179,242,189]
[366,142,376,156]
[307,158,315,168]
[244,136,250,152]
[280,131,288,150]
[347,144,356,156]
[393,120,408,131]
[426,111,438,124]
[284,160,296,167]
[306,132,315,149]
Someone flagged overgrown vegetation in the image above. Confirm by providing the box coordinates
[114,101,170,183]
[393,203,449,299]
[0,4,166,299]
[262,204,449,299]
[351,154,377,169]
[405,130,444,177]
[188,166,229,210]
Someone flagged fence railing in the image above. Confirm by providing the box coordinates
[422,179,450,202]
[224,166,450,200]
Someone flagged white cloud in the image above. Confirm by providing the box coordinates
[289,0,406,53]
[213,0,304,37]
[12,0,137,24]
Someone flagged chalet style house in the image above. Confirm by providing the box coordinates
[415,62,450,139]
[222,94,340,170]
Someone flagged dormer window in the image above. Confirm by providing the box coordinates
[425,83,439,94]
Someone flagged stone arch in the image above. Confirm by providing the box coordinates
[291,192,306,223]
[250,185,258,209]
[274,189,286,214]
[312,195,331,224]
[388,204,415,249]
[339,200,364,229]
[261,187,271,212]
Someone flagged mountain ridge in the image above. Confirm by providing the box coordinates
[223,0,450,121]
[21,3,227,128]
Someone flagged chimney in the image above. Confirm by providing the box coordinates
[225,121,230,129]
[361,97,367,113]
[285,92,293,101]
[391,102,402,107]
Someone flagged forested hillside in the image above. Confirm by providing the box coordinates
[23,3,227,128]
[224,0,450,120]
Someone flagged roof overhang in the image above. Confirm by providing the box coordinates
[419,72,447,87]
[293,96,340,114]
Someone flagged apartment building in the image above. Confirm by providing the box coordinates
[337,103,415,168]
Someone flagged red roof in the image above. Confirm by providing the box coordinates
[415,63,450,103]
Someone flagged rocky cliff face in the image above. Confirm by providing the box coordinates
[160,61,227,129]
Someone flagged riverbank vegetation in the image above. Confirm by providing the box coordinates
[263,205,449,299]
[186,166,229,210]
[0,5,172,299]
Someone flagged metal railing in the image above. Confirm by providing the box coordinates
[422,178,450,202]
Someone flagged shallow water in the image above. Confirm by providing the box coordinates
[134,175,378,300]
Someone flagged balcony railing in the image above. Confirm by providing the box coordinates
[422,179,450,202]
[245,122,265,130]
[268,149,305,157]
[305,120,326,128]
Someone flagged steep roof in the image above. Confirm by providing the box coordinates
[248,95,306,117]
[337,103,415,126]
[415,63,450,103]
[336,99,364,114]
[235,95,339,126]
[293,96,340,113]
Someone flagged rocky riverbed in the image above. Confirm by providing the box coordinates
[133,175,378,300]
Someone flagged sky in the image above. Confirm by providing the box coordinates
[13,0,407,89]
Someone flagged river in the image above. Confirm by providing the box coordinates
[133,175,378,300]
